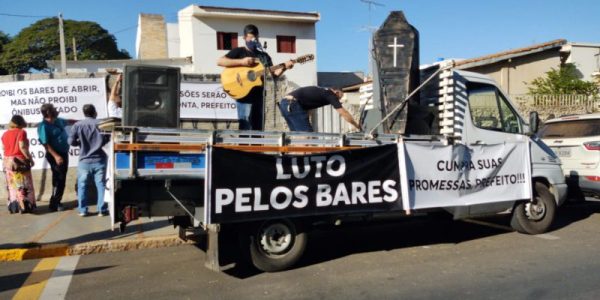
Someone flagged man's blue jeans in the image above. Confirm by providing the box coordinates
[237,99,264,130]
[77,161,107,214]
[278,99,313,132]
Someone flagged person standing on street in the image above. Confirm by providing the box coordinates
[68,104,110,216]
[2,115,36,213]
[278,86,362,132]
[38,103,71,212]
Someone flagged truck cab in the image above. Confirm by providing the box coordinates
[412,68,567,233]
[453,70,567,209]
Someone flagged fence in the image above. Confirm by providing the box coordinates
[510,94,600,120]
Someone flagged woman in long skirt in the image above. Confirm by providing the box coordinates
[2,115,36,213]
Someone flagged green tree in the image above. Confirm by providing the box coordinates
[0,17,130,73]
[0,31,10,75]
[528,63,598,96]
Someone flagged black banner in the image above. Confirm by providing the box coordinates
[206,144,402,224]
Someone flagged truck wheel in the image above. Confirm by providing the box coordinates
[249,219,307,272]
[511,182,556,234]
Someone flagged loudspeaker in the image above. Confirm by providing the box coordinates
[123,65,180,128]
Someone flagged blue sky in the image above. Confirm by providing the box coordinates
[1,0,599,73]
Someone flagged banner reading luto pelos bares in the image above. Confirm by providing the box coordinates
[0,78,107,124]
[205,145,403,224]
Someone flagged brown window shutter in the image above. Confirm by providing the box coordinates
[277,36,296,53]
[217,32,224,50]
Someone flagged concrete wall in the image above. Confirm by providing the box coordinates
[462,49,562,95]
[166,23,180,58]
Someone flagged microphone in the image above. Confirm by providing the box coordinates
[254,38,265,53]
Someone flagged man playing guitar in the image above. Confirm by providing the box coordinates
[217,24,295,130]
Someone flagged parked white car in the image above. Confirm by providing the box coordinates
[539,113,600,198]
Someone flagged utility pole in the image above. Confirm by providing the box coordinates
[72,37,77,61]
[58,13,67,74]
[360,0,385,77]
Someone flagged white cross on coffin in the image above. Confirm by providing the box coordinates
[388,37,405,67]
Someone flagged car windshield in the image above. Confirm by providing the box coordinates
[539,119,600,138]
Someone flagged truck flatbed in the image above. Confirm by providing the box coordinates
[110,127,447,180]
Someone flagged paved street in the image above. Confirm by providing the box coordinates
[1,200,600,300]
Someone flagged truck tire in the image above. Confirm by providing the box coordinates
[510,182,556,234]
[248,219,307,272]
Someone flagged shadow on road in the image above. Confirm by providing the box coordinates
[223,200,600,279]
[553,200,600,230]
[0,266,114,293]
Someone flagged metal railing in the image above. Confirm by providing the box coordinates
[511,94,600,111]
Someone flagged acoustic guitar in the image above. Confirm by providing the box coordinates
[221,54,315,100]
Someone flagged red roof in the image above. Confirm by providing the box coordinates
[456,39,567,68]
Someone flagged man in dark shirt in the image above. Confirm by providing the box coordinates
[279,86,362,132]
[68,104,110,216]
[217,24,294,130]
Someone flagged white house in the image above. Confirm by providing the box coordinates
[561,43,600,83]
[163,5,320,88]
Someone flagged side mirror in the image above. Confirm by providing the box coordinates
[529,111,540,135]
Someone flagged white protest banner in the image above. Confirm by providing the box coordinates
[0,78,107,124]
[0,128,80,170]
[180,83,238,120]
[399,142,532,209]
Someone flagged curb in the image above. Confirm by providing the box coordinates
[0,235,196,262]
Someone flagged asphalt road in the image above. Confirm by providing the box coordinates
[2,200,600,300]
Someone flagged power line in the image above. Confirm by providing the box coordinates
[0,13,52,18]
[113,25,138,34]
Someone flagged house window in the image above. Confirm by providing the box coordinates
[217,32,238,50]
[277,35,296,53]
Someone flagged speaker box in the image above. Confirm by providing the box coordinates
[123,65,180,128]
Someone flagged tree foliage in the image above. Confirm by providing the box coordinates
[0,31,10,75]
[0,31,9,46]
[0,18,130,74]
[528,63,598,96]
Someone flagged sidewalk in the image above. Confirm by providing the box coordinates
[0,199,192,261]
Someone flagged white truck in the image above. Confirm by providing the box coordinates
[105,12,567,272]
[106,65,567,272]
